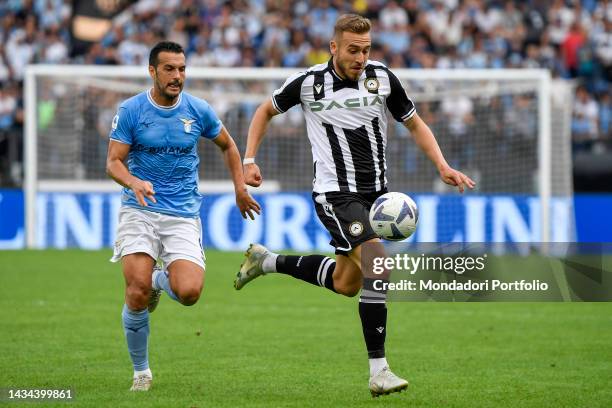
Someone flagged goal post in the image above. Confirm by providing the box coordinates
[23,64,571,248]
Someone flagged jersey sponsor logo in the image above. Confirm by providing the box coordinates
[314,84,323,94]
[364,78,379,92]
[132,143,192,155]
[308,95,383,112]
[180,118,195,133]
[349,221,364,236]
[111,114,119,130]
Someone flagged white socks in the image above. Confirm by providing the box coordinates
[262,253,279,273]
[369,357,389,377]
[134,368,152,378]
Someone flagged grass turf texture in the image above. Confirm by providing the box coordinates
[1,250,611,408]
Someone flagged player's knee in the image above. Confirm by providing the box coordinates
[177,287,202,306]
[126,283,150,309]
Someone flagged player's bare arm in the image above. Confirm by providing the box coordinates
[213,126,261,220]
[243,99,280,187]
[106,140,156,206]
[404,113,476,193]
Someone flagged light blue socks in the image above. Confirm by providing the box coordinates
[122,304,149,371]
[152,268,179,301]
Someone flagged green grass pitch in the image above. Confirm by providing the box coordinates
[1,250,611,407]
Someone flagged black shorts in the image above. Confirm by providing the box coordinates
[313,189,387,256]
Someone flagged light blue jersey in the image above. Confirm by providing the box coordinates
[110,90,222,217]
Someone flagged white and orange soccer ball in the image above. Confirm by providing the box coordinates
[369,192,418,241]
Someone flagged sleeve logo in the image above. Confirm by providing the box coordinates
[111,114,119,131]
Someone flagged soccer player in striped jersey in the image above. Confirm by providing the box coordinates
[107,41,260,391]
[234,15,475,396]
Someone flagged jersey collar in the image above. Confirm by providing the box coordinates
[147,88,182,110]
[328,58,359,92]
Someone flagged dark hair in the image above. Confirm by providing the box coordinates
[149,41,184,67]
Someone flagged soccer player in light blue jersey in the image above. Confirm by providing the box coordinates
[106,41,261,391]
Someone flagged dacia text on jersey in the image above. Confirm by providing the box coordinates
[308,95,384,112]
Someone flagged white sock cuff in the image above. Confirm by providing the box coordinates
[134,368,152,378]
[262,253,279,273]
[369,357,389,377]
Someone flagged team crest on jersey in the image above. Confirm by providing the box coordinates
[364,78,379,92]
[349,221,364,236]
[180,118,195,133]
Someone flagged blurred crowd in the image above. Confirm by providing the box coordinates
[0,0,611,187]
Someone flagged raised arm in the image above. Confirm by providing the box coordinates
[106,140,157,206]
[404,113,475,193]
[243,98,281,187]
[213,126,261,220]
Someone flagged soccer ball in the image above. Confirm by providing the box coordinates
[369,192,418,241]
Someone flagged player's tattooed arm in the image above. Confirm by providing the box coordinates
[243,99,281,187]
[404,113,476,193]
[213,126,261,220]
[106,140,156,206]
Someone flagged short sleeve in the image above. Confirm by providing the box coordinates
[271,71,307,113]
[199,102,222,140]
[385,69,416,122]
[109,105,135,144]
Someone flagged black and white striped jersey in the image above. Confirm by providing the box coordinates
[271,59,416,194]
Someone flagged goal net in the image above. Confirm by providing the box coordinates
[24,65,574,247]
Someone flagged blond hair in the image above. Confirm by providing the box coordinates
[333,14,371,39]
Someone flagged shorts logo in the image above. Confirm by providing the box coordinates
[364,78,379,92]
[349,221,364,236]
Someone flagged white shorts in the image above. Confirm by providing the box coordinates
[110,206,205,269]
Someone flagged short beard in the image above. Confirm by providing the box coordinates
[155,80,180,101]
[341,66,360,81]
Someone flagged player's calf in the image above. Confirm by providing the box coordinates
[333,281,361,297]
[331,256,363,297]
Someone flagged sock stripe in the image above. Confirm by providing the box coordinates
[361,289,386,299]
[319,258,334,287]
[316,258,326,286]
[316,257,332,286]
[277,254,336,293]
[359,296,387,303]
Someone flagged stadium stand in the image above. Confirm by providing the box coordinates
[0,0,610,189]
